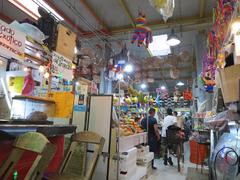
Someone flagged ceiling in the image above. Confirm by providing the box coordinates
[0,0,215,94]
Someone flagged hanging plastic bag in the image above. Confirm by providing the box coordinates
[160,0,175,22]
[149,0,167,9]
[149,0,175,22]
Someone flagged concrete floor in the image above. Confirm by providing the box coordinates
[149,142,208,180]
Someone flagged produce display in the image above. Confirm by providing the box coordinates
[119,117,144,136]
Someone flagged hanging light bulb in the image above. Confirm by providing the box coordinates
[141,83,147,89]
[38,65,45,73]
[124,64,133,73]
[36,52,41,58]
[72,64,76,69]
[44,72,50,79]
[116,73,124,80]
[23,67,28,72]
[167,29,181,46]
[161,85,166,90]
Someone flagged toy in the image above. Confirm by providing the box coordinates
[201,69,215,93]
[131,11,152,48]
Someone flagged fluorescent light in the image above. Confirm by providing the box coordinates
[141,83,147,89]
[148,34,171,56]
[177,82,184,86]
[8,0,64,21]
[124,64,133,73]
[161,86,166,90]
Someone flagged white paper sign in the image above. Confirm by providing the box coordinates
[52,51,73,81]
[0,19,25,60]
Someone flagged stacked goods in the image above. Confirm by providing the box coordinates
[119,147,138,180]
[119,118,144,137]
[137,145,154,179]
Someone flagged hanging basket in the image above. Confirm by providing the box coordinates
[170,67,180,79]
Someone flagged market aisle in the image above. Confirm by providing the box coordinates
[149,142,203,180]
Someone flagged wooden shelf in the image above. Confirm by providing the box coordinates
[12,95,55,104]
[24,53,49,66]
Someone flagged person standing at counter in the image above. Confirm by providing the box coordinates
[141,108,160,169]
[162,108,177,166]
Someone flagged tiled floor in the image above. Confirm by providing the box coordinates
[149,142,207,180]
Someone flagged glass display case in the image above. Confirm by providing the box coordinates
[10,95,55,120]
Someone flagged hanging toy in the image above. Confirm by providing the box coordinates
[131,11,152,48]
[201,69,215,93]
[216,51,225,68]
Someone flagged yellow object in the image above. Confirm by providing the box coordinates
[151,0,167,9]
[47,92,74,118]
[8,77,24,94]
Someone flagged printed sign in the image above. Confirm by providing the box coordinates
[52,51,73,81]
[0,19,25,60]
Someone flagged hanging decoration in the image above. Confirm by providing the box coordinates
[149,0,175,22]
[170,67,180,79]
[183,89,192,100]
[202,0,237,93]
[131,11,153,48]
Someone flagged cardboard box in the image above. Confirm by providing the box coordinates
[217,65,240,103]
[55,24,76,61]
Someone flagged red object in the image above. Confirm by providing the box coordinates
[189,140,208,165]
[22,74,35,96]
[183,90,192,100]
[0,136,64,179]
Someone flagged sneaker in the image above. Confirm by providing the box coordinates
[152,166,157,170]
[168,157,173,166]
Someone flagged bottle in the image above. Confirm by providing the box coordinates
[12,171,18,180]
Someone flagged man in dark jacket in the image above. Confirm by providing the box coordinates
[141,108,160,169]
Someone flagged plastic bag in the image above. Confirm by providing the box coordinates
[149,0,175,22]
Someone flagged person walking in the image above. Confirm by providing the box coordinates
[162,108,177,166]
[141,108,160,169]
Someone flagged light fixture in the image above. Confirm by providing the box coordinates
[141,83,147,89]
[36,52,41,58]
[167,29,181,46]
[8,0,64,21]
[116,73,124,80]
[23,67,28,72]
[71,64,76,69]
[160,85,166,90]
[232,18,240,34]
[177,82,184,86]
[44,72,50,79]
[124,64,133,73]
[38,65,45,73]
[75,82,80,86]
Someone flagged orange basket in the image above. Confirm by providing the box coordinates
[189,140,208,165]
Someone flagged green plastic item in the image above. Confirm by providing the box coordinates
[13,171,18,180]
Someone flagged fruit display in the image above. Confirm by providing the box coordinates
[119,118,144,136]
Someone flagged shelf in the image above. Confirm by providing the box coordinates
[12,95,55,104]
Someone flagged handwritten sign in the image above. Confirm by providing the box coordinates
[52,51,73,81]
[0,19,25,60]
